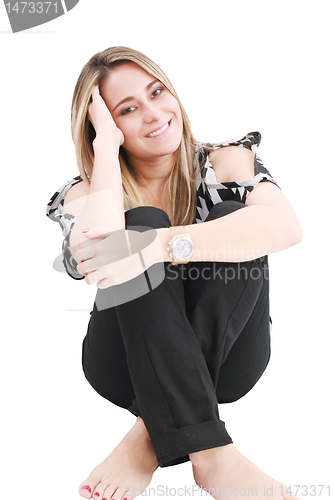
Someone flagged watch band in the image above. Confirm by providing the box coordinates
[167,226,194,265]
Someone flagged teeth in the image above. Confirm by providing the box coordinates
[147,122,169,138]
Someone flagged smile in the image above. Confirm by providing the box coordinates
[146,120,171,138]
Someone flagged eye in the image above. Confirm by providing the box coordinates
[151,87,164,98]
[121,106,136,115]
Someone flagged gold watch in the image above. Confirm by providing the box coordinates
[167,227,194,265]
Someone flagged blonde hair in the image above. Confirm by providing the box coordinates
[71,46,198,226]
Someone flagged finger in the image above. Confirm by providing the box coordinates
[73,231,129,271]
[82,226,114,239]
[86,228,159,269]
[91,85,100,100]
[96,278,114,289]
[77,259,97,276]
[72,239,100,264]
[83,230,131,269]
[85,271,101,285]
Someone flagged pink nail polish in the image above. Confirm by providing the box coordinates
[82,485,92,493]
[82,228,89,233]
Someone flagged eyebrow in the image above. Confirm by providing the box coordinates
[112,79,160,112]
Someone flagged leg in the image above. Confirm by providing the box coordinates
[81,206,173,416]
[78,208,173,500]
[79,205,229,498]
[82,304,136,412]
[80,302,159,499]
[108,208,232,467]
[83,203,269,472]
[187,203,299,499]
[185,202,271,394]
[215,271,271,404]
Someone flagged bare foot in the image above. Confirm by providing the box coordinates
[78,417,159,500]
[189,444,300,500]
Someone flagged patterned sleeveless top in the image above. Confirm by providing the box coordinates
[46,131,279,279]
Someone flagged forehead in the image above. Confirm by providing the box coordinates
[100,63,156,103]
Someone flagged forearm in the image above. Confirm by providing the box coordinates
[157,204,302,264]
[88,133,125,220]
[70,133,125,248]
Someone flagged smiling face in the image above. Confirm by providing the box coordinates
[99,62,183,168]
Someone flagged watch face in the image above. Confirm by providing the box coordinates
[174,237,193,259]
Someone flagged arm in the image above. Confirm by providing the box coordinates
[65,86,125,251]
[158,146,303,263]
[186,182,302,262]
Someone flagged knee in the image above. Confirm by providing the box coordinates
[205,201,247,221]
[217,354,271,404]
[217,381,257,404]
[125,206,172,230]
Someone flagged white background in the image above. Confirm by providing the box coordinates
[1,1,332,499]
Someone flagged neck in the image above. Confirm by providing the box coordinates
[127,151,176,189]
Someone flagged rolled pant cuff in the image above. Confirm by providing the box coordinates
[151,419,233,468]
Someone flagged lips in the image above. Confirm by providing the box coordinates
[146,120,171,138]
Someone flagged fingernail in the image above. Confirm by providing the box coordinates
[82,228,89,233]
[82,485,92,493]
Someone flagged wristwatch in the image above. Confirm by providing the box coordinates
[167,227,194,265]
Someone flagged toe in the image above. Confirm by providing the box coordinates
[92,481,109,499]
[79,472,103,498]
[101,484,117,500]
[112,484,133,500]
[111,488,124,500]
[78,483,94,498]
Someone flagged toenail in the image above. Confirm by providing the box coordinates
[82,485,92,494]
[94,494,100,497]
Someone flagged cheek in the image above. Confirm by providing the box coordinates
[171,101,183,130]
[114,121,133,145]
[174,108,183,138]
[120,125,142,154]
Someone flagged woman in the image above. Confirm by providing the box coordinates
[46,46,302,500]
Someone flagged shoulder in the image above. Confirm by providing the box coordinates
[209,146,255,183]
[64,178,89,205]
[63,178,89,219]
[46,175,86,221]
[206,131,261,183]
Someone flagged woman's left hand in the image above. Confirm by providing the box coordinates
[72,226,164,288]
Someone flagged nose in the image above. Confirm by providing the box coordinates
[143,101,162,123]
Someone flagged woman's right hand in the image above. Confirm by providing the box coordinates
[88,85,124,147]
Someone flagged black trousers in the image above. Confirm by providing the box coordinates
[82,201,271,467]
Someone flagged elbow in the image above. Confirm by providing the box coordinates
[294,223,303,245]
[285,219,303,248]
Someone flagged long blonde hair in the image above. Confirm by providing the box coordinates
[71,46,198,226]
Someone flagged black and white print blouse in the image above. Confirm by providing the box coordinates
[46,131,279,280]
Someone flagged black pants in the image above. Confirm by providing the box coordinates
[82,201,271,467]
